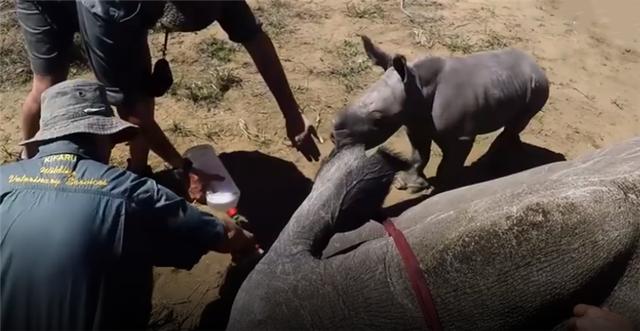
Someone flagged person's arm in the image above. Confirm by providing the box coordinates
[216,1,320,161]
[130,177,258,269]
[241,32,320,161]
[241,31,299,121]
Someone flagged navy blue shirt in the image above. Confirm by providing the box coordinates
[0,139,225,330]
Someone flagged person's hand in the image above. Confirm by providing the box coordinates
[568,304,633,331]
[215,218,261,264]
[285,113,321,162]
[187,168,224,204]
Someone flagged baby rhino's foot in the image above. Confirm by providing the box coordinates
[394,171,433,194]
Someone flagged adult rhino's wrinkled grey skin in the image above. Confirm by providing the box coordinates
[332,35,549,193]
[228,137,640,330]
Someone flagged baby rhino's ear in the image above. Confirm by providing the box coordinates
[361,35,392,70]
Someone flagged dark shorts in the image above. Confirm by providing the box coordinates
[16,0,78,75]
[75,0,263,106]
[76,0,158,106]
[18,0,263,106]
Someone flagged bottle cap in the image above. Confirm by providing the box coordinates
[227,207,238,217]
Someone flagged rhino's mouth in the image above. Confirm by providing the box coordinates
[330,129,355,148]
[332,129,388,155]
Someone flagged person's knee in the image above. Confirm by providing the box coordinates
[25,74,66,107]
[117,98,155,128]
[23,82,47,116]
[23,91,41,115]
[33,72,66,90]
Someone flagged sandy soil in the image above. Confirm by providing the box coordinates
[1,0,639,329]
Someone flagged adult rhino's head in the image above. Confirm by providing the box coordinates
[228,145,410,329]
[270,145,409,258]
[317,146,409,233]
[332,35,424,150]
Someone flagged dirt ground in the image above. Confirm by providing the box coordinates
[1,0,639,329]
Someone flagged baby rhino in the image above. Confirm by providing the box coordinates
[332,35,549,193]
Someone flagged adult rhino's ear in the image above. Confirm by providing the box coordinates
[361,35,391,70]
[392,54,408,82]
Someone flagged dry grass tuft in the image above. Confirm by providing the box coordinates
[345,0,385,19]
[170,68,242,109]
[328,39,372,92]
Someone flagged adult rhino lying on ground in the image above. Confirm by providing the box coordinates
[332,35,549,193]
[228,137,640,330]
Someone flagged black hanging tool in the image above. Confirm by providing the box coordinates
[149,30,173,97]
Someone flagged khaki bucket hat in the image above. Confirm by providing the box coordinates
[20,79,138,145]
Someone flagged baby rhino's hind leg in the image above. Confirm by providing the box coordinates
[487,104,541,161]
[489,80,549,159]
[435,137,474,191]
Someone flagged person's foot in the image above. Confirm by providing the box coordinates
[393,170,433,194]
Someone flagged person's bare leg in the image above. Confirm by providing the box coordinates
[117,97,184,174]
[22,72,67,158]
[16,0,74,158]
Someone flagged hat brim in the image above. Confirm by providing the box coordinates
[20,115,139,146]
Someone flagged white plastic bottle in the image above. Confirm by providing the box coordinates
[183,144,241,212]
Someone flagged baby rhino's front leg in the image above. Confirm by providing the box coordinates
[394,126,433,194]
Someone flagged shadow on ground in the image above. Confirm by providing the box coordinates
[384,141,566,217]
[218,151,313,250]
[196,151,312,330]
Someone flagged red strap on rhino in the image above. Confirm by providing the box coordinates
[382,218,443,331]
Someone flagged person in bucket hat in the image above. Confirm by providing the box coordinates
[0,79,260,330]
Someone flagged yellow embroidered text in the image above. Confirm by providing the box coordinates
[65,176,108,188]
[40,166,74,175]
[8,175,62,186]
[43,154,77,163]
